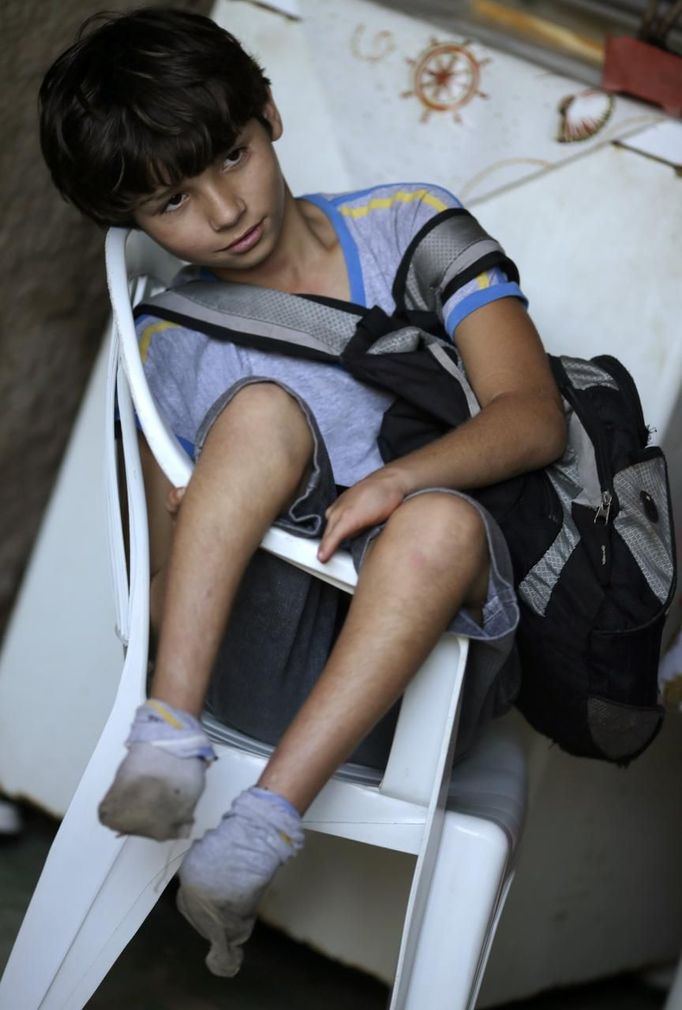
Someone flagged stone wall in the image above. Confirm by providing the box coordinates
[0,0,209,639]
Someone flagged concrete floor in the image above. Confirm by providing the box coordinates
[0,806,669,1010]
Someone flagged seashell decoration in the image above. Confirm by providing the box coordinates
[557,88,615,143]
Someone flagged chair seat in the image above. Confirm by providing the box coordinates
[447,719,526,850]
[203,710,526,851]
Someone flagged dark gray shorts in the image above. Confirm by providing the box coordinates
[196,377,520,767]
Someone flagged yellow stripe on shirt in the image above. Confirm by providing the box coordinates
[477,272,492,290]
[138,319,180,363]
[339,188,449,219]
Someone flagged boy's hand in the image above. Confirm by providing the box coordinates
[317,469,407,563]
[165,486,186,522]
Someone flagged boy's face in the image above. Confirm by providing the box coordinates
[133,100,287,275]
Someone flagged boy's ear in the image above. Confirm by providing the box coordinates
[262,92,283,141]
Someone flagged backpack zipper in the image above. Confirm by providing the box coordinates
[593,490,612,525]
[577,355,648,527]
[552,356,617,584]
[553,357,615,519]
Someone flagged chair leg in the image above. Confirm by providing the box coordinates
[0,699,189,1010]
[6,831,187,1010]
[664,955,682,1010]
[0,689,275,1010]
[392,811,512,1010]
[35,837,188,1010]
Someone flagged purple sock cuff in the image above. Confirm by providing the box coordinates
[126,700,216,762]
[249,787,301,821]
[144,699,203,731]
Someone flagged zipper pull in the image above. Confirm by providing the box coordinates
[593,490,613,585]
[594,490,612,525]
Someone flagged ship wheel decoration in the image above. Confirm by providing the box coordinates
[403,39,490,123]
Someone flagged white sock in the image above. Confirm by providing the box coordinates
[98,700,215,841]
[177,786,304,976]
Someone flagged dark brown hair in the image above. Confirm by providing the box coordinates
[39,8,272,226]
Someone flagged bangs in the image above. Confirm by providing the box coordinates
[112,117,241,216]
[94,80,262,222]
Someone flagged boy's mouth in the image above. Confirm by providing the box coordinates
[223,220,264,254]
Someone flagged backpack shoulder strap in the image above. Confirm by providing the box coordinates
[133,273,480,434]
[393,207,520,315]
[134,278,446,362]
[134,282,368,363]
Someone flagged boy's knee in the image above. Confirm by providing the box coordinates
[397,494,490,608]
[227,381,304,420]
[392,493,488,565]
[207,382,314,462]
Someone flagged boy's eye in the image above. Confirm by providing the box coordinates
[161,191,188,214]
[222,147,246,170]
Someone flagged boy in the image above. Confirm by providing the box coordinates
[39,7,566,977]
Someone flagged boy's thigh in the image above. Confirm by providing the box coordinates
[196,376,338,537]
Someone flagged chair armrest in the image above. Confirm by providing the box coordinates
[261,527,356,593]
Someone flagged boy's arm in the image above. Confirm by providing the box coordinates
[139,436,179,634]
[318,297,566,561]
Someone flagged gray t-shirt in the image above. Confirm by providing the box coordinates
[137,183,525,487]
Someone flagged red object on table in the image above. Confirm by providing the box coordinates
[602,36,682,116]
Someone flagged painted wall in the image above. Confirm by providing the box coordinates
[0,0,210,643]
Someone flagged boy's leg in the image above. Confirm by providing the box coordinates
[179,491,489,974]
[257,491,489,810]
[98,382,315,840]
[150,382,315,714]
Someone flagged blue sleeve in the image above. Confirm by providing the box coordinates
[442,267,528,338]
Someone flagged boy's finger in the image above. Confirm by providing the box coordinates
[318,509,360,561]
[318,517,344,562]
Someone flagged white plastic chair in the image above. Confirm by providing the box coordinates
[665,956,682,1010]
[0,228,526,1010]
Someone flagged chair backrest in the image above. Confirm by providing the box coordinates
[105,228,192,490]
[105,228,360,594]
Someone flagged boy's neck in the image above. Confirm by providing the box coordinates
[213,189,350,301]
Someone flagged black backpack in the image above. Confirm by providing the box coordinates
[489,353,675,762]
[135,210,676,764]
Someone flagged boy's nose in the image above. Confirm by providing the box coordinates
[205,186,244,232]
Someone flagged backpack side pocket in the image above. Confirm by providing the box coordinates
[588,614,666,763]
